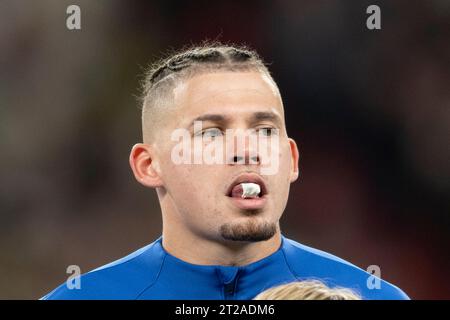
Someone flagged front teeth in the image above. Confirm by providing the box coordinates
[241,183,261,198]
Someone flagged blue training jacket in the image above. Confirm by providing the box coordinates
[42,235,409,300]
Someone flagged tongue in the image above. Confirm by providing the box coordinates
[231,184,243,198]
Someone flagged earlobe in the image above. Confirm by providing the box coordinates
[129,143,163,188]
[288,138,300,183]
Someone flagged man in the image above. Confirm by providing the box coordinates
[43,43,409,300]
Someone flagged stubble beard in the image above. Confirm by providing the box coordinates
[219,218,277,242]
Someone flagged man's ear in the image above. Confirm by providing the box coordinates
[129,143,163,188]
[288,138,300,183]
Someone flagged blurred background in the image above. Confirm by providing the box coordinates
[0,0,449,299]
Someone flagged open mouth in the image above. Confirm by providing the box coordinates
[226,174,268,198]
[225,173,268,210]
[231,182,261,198]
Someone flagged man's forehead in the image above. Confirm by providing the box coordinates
[172,71,284,119]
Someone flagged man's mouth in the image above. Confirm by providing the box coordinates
[226,173,268,210]
[226,174,268,198]
[231,183,261,198]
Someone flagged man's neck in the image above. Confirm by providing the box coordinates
[161,228,282,267]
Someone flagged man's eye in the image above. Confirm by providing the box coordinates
[258,127,276,136]
[202,128,223,138]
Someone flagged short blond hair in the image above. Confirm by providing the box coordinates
[253,280,361,300]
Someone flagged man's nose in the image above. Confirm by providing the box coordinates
[227,131,260,165]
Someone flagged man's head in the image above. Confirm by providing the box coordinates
[253,280,362,300]
[130,43,299,245]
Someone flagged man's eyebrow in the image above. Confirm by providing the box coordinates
[189,114,229,128]
[251,111,283,126]
[188,111,283,128]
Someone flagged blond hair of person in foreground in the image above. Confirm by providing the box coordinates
[254,280,361,300]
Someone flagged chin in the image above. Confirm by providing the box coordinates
[219,219,277,242]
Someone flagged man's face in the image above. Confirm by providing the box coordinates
[151,71,299,243]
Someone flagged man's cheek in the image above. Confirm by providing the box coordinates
[260,138,282,176]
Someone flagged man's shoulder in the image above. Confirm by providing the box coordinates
[41,239,165,300]
[281,236,410,300]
